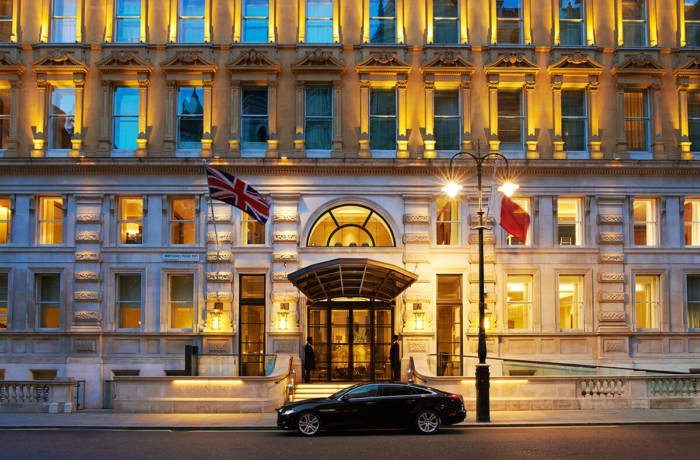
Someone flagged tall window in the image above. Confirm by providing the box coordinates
[178,0,205,42]
[558,275,583,330]
[686,1,700,47]
[559,0,584,46]
[622,0,647,47]
[633,198,657,246]
[306,0,333,43]
[169,274,194,330]
[687,275,700,329]
[118,197,143,244]
[242,212,265,245]
[506,274,532,330]
[239,275,266,376]
[37,274,61,329]
[688,91,700,152]
[305,86,332,150]
[557,198,582,246]
[635,274,659,329]
[497,0,522,44]
[370,88,396,151]
[51,0,77,43]
[170,197,195,245]
[117,274,142,330]
[307,204,395,247]
[242,0,269,43]
[115,0,140,43]
[369,0,396,43]
[48,88,75,150]
[436,274,462,376]
[434,90,460,151]
[684,198,700,246]
[113,87,139,151]
[498,90,524,151]
[436,197,460,245]
[624,90,650,152]
[0,197,9,244]
[0,88,9,149]
[0,0,11,42]
[0,273,7,330]
[506,197,530,245]
[38,197,63,245]
[434,0,459,44]
[241,86,268,150]
[562,90,587,152]
[177,87,203,150]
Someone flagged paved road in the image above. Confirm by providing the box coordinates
[0,425,698,460]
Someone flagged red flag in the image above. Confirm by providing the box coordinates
[206,167,270,225]
[500,195,530,243]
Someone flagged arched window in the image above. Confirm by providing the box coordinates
[307,205,395,247]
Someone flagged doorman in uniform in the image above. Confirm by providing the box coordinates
[303,337,315,383]
[390,334,401,381]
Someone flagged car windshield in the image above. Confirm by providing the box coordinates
[329,384,361,400]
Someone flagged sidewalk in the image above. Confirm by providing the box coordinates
[0,409,699,430]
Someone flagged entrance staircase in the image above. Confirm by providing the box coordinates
[291,383,353,402]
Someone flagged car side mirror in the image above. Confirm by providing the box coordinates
[341,395,350,402]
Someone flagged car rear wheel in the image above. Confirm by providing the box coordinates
[297,412,321,436]
[415,409,441,434]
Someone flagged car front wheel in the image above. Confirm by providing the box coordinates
[297,411,322,436]
[415,409,441,434]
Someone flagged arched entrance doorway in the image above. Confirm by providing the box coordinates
[288,258,417,382]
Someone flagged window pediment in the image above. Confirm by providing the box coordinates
[420,51,475,76]
[161,52,218,75]
[675,57,700,79]
[0,54,25,77]
[485,53,538,77]
[292,49,345,75]
[548,52,604,76]
[227,49,281,74]
[32,52,87,76]
[355,53,411,75]
[97,52,153,74]
[612,54,665,77]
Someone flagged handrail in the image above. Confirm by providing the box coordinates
[274,355,294,384]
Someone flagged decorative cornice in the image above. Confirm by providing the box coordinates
[292,48,345,73]
[0,53,25,75]
[356,53,411,74]
[421,51,475,75]
[548,52,604,75]
[485,53,539,75]
[32,51,87,75]
[96,51,153,73]
[161,52,217,74]
[227,49,281,73]
[612,53,665,76]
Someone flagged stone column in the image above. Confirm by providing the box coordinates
[551,76,565,159]
[70,73,85,157]
[358,78,370,157]
[163,81,177,153]
[589,77,603,159]
[615,84,627,159]
[677,77,693,159]
[31,78,48,157]
[293,82,305,154]
[228,81,241,156]
[487,75,500,152]
[525,77,538,158]
[396,77,409,158]
[652,84,666,159]
[5,80,21,156]
[423,77,436,158]
[266,80,279,157]
[332,80,343,156]
[201,77,213,157]
[460,78,472,152]
[136,75,149,156]
[97,81,112,154]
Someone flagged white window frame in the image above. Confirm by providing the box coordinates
[36,273,62,330]
[112,86,139,152]
[114,0,141,43]
[432,0,459,44]
[505,273,533,331]
[557,0,586,46]
[685,198,700,246]
[305,0,333,43]
[167,272,196,331]
[47,87,76,153]
[620,0,649,47]
[497,88,526,153]
[434,89,461,153]
[240,85,269,155]
[561,89,588,155]
[241,211,266,246]
[116,272,143,331]
[632,198,657,247]
[50,0,78,43]
[368,0,397,44]
[633,273,660,330]
[557,197,583,246]
[177,0,205,43]
[496,0,523,44]
[176,86,204,153]
[686,273,700,330]
[242,0,270,43]
[37,196,64,246]
[435,196,461,246]
[118,196,143,245]
[169,196,197,245]
[0,196,10,244]
[557,274,585,331]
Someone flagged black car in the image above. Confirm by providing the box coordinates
[276,383,466,436]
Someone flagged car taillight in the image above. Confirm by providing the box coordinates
[450,393,464,404]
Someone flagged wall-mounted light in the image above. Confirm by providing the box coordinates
[413,303,425,331]
[278,302,290,330]
[212,302,223,330]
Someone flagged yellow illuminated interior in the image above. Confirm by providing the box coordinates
[119,197,143,244]
[307,205,394,247]
[38,197,63,245]
[171,198,195,244]
[507,274,532,330]
[0,198,10,244]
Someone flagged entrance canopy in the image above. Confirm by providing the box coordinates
[288,258,418,302]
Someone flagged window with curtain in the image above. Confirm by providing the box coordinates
[38,197,63,245]
[0,88,9,150]
[507,274,532,330]
[37,274,61,329]
[241,86,269,150]
[51,0,77,43]
[562,89,587,152]
[635,274,659,329]
[239,275,266,376]
[242,0,269,42]
[684,199,700,246]
[242,211,265,245]
[622,0,647,46]
[498,89,524,151]
[505,197,530,245]
[307,204,395,247]
[686,1,700,47]
[687,275,700,329]
[0,0,10,42]
[557,198,582,246]
[434,90,460,151]
[0,197,9,244]
[369,0,396,43]
[119,197,143,244]
[169,274,194,330]
[497,0,522,44]
[117,273,142,330]
[115,0,140,43]
[436,197,460,245]
[559,275,584,330]
[48,88,75,150]
[434,0,458,44]
[113,87,139,151]
[306,0,333,43]
[633,198,657,246]
[559,0,584,46]
[170,197,195,245]
[178,0,204,42]
[177,87,203,149]
[624,90,650,152]
[370,88,396,150]
[688,91,700,151]
[436,274,462,376]
[0,273,7,330]
[305,86,332,150]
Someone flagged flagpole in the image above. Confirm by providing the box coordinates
[203,162,222,259]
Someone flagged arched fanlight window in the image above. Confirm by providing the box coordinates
[307,205,395,247]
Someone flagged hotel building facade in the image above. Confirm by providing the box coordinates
[1,0,700,408]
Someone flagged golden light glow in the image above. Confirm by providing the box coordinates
[461,379,529,384]
[212,315,220,330]
[173,379,243,385]
[277,311,288,330]
[498,180,519,197]
[442,181,463,199]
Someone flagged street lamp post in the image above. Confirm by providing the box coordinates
[443,141,517,423]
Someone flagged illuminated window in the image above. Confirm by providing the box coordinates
[115,0,140,43]
[686,1,700,47]
[38,197,63,245]
[497,0,522,44]
[306,0,333,43]
[436,197,460,246]
[117,273,141,330]
[561,90,587,152]
[688,91,700,152]
[687,275,700,329]
[624,90,650,152]
[239,275,266,376]
[0,273,7,330]
[48,88,75,150]
[169,274,194,330]
[505,197,531,246]
[113,87,139,151]
[0,0,11,42]
[118,197,142,244]
[436,274,462,376]
[622,0,647,47]
[307,204,395,247]
[242,211,265,245]
[558,275,583,330]
[0,197,10,244]
[51,0,77,43]
[434,0,458,44]
[559,0,584,46]
[633,198,657,246]
[370,89,396,151]
[369,0,396,43]
[434,90,460,151]
[178,0,204,42]
[241,86,268,151]
[170,197,195,245]
[635,274,659,329]
[242,0,269,43]
[557,198,582,246]
[498,89,524,151]
[0,87,9,149]
[305,86,332,150]
[36,274,61,329]
[506,274,532,330]
[684,199,700,246]
[177,87,203,150]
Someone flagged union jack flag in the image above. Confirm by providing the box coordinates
[206,166,270,225]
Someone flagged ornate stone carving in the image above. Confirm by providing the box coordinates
[207,214,231,224]
[73,339,97,353]
[227,49,281,72]
[76,213,100,224]
[96,51,153,71]
[273,213,298,224]
[74,291,100,301]
[599,253,624,263]
[161,52,217,70]
[599,272,625,283]
[292,49,345,72]
[207,342,228,354]
[599,232,624,244]
[422,51,475,69]
[75,231,100,243]
[404,214,430,224]
[598,214,624,224]
[207,291,232,301]
[614,53,665,73]
[273,231,299,243]
[272,291,298,302]
[599,292,626,303]
[206,272,233,282]
[486,53,538,71]
[32,51,87,71]
[207,231,232,244]
[407,341,428,353]
[356,53,411,70]
[73,310,102,323]
[404,252,429,263]
[469,233,495,245]
[599,311,626,322]
[75,252,99,262]
[403,233,430,244]
[272,272,291,282]
[604,339,625,352]
[273,252,298,263]
[207,252,232,263]
[75,271,99,282]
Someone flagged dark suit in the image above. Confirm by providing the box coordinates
[390,340,401,381]
[303,342,315,383]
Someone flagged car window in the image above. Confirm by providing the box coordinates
[345,384,380,399]
[381,385,414,397]
[410,387,432,395]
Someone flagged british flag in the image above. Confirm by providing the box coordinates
[206,166,270,225]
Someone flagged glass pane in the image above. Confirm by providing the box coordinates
[559,275,583,329]
[562,119,586,151]
[241,117,269,148]
[434,20,458,44]
[0,119,9,150]
[687,0,700,20]
[172,198,195,220]
[178,87,203,116]
[53,0,77,16]
[623,22,646,46]
[688,275,700,302]
[242,219,265,244]
[308,0,333,17]
[243,18,268,42]
[119,304,141,329]
[0,198,9,244]
[52,18,76,43]
[305,86,332,117]
[437,274,462,300]
[560,0,583,19]
[498,0,521,18]
[114,87,139,116]
[370,118,396,150]
[370,0,396,16]
[180,0,205,15]
[306,19,333,43]
[172,222,194,244]
[170,275,194,302]
[435,118,460,150]
[370,89,396,115]
[117,0,141,16]
[635,275,657,328]
[498,90,521,117]
[39,275,60,302]
[305,119,332,150]
[241,275,265,299]
[370,19,396,43]
[178,118,203,148]
[435,90,459,116]
[562,90,585,117]
[114,118,138,150]
[435,0,458,17]
[687,22,700,47]
[559,22,583,46]
[242,87,268,115]
[622,0,645,20]
[0,0,11,16]
[49,117,73,149]
[244,0,269,16]
[0,19,11,42]
[690,91,700,117]
[116,18,140,43]
[499,118,523,149]
[118,274,141,302]
[689,119,700,152]
[625,120,648,151]
[51,89,75,117]
[179,19,204,42]
[40,304,60,328]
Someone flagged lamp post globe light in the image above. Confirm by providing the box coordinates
[442,141,518,423]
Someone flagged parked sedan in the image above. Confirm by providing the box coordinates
[277,383,466,436]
